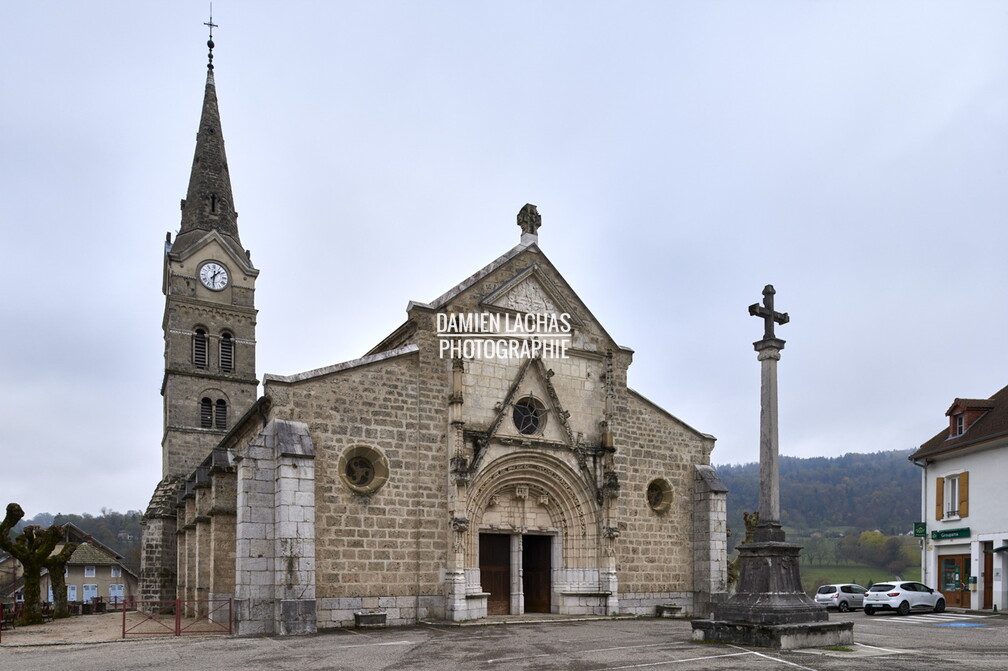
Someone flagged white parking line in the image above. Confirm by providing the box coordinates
[328,640,418,649]
[485,652,553,664]
[731,646,821,671]
[599,651,754,670]
[487,642,673,664]
[866,613,995,625]
[854,642,905,655]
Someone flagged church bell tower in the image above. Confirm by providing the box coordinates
[141,23,258,603]
[160,32,259,478]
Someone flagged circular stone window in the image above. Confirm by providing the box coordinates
[338,446,389,495]
[646,478,673,513]
[512,396,547,435]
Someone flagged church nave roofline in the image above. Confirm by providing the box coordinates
[263,344,420,385]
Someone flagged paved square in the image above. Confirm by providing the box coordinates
[2,613,1006,671]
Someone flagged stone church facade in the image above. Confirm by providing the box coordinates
[141,44,727,635]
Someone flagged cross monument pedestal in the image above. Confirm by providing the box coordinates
[691,285,853,649]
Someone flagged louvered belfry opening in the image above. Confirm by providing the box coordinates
[215,399,227,429]
[200,397,213,428]
[220,332,234,372]
[193,328,208,369]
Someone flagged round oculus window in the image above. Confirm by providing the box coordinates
[646,478,673,513]
[512,396,546,435]
[337,446,389,495]
[345,456,375,488]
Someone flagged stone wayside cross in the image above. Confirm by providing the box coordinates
[692,283,848,646]
[748,285,788,542]
[748,284,788,341]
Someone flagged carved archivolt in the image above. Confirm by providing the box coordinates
[464,451,599,569]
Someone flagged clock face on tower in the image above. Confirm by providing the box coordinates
[199,262,229,290]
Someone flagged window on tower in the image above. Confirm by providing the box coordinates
[200,398,213,428]
[220,332,234,372]
[215,399,228,430]
[193,328,208,369]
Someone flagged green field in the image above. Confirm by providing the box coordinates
[799,564,922,595]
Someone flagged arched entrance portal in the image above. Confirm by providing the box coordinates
[466,451,602,616]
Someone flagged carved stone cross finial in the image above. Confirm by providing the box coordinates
[517,203,542,239]
[748,284,789,341]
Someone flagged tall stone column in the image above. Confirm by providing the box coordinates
[754,338,785,543]
[692,285,851,648]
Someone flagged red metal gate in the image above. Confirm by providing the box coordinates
[122,599,232,638]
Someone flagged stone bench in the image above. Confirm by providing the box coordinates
[656,603,683,617]
[353,610,387,628]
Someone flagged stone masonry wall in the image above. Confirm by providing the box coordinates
[209,469,237,608]
[693,464,728,618]
[139,475,183,604]
[234,419,316,635]
[266,349,449,627]
[612,389,716,616]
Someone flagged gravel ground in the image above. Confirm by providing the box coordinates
[1,609,227,645]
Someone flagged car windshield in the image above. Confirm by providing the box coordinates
[869,584,894,592]
[817,586,837,594]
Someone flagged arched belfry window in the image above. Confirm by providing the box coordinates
[200,398,213,428]
[215,399,228,430]
[220,333,234,372]
[193,328,208,369]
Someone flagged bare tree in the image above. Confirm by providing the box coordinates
[42,543,77,618]
[0,503,77,625]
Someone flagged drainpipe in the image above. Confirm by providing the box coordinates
[910,456,930,585]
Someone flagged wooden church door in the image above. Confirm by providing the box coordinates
[522,534,551,613]
[480,534,511,615]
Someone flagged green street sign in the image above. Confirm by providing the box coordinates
[931,527,970,540]
[914,522,927,537]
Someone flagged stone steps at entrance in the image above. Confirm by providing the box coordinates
[424,613,637,627]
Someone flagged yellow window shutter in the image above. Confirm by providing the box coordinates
[958,471,969,518]
[935,477,944,520]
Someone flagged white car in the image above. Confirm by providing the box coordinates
[814,583,867,612]
[863,581,945,615]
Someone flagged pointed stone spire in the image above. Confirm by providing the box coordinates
[173,25,244,260]
[517,203,541,245]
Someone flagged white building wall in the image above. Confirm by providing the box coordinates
[921,445,1008,611]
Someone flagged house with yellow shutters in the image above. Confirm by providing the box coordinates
[911,385,1008,610]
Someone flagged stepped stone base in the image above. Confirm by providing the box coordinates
[690,527,852,648]
[691,619,853,649]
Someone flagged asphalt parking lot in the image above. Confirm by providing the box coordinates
[2,611,1006,671]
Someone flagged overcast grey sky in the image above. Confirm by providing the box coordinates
[3,2,1007,517]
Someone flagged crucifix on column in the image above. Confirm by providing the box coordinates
[692,283,841,643]
[748,285,788,340]
[748,284,788,542]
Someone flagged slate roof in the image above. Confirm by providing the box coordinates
[68,542,117,565]
[911,383,1008,461]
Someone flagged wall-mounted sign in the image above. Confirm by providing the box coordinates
[914,522,927,537]
[931,527,970,540]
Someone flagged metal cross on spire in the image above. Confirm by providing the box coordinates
[748,284,789,341]
[205,5,218,71]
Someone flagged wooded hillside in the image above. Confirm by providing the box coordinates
[715,449,919,551]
